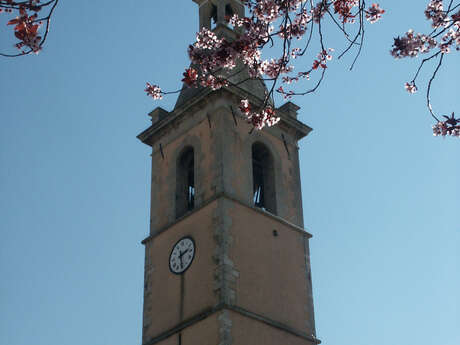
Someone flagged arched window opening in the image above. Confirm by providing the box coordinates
[225,4,234,19]
[210,4,218,29]
[252,143,276,214]
[253,155,265,208]
[225,4,235,28]
[176,147,195,218]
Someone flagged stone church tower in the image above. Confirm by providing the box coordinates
[137,1,320,345]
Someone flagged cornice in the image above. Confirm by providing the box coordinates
[137,86,312,147]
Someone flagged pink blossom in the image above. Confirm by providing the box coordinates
[365,3,385,24]
[312,1,329,23]
[432,113,460,137]
[405,82,418,94]
[333,0,359,24]
[425,0,449,28]
[312,49,334,69]
[145,83,163,100]
[2,0,59,55]
[391,30,437,58]
[432,122,460,137]
[7,9,42,53]
[239,99,280,130]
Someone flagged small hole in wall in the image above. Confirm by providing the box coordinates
[273,230,278,237]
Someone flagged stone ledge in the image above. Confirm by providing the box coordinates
[141,192,313,245]
[142,303,321,345]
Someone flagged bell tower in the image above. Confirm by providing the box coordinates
[137,1,320,344]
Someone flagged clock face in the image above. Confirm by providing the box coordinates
[169,236,195,274]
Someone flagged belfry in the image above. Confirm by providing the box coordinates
[137,1,320,344]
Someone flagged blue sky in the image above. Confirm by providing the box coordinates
[0,1,458,345]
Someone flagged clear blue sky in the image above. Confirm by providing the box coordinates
[0,1,458,345]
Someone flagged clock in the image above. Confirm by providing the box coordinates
[169,236,195,274]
